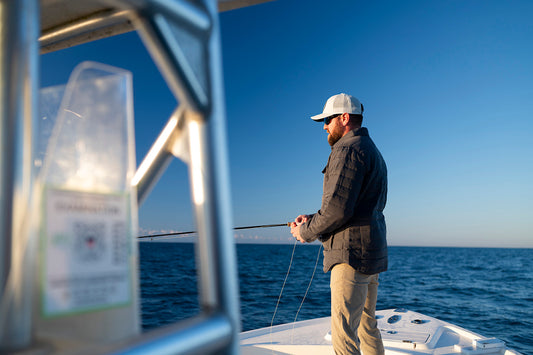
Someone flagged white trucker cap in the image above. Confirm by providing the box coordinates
[311,93,364,121]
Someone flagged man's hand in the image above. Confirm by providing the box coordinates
[290,214,310,243]
[295,214,310,225]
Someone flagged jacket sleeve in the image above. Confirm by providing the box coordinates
[299,146,365,242]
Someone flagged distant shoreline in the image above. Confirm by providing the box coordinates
[138,240,532,249]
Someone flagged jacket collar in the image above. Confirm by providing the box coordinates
[335,127,368,145]
[350,127,368,137]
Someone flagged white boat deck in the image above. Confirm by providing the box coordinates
[241,309,521,355]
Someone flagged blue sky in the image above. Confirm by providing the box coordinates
[41,0,533,247]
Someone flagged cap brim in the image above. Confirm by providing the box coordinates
[310,112,329,121]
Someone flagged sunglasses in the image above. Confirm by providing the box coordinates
[324,115,339,125]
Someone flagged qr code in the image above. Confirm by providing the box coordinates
[73,222,106,262]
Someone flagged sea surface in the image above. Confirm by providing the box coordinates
[139,243,532,354]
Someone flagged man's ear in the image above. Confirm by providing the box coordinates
[341,112,350,126]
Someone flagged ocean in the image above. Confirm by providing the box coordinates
[139,243,532,354]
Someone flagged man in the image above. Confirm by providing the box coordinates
[290,93,387,355]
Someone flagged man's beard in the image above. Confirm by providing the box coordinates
[327,129,342,146]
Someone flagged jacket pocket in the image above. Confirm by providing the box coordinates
[331,228,352,251]
[360,224,387,258]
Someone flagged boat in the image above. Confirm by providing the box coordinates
[241,309,521,355]
[0,0,524,354]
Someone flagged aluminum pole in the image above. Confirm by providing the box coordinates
[0,0,39,350]
[190,1,241,353]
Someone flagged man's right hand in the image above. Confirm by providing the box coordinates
[293,214,310,226]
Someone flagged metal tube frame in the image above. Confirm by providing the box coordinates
[0,0,39,350]
[40,8,135,54]
[124,0,241,352]
[0,0,242,353]
[123,0,242,352]
[125,0,211,35]
[134,13,210,114]
[132,106,186,204]
[110,313,232,355]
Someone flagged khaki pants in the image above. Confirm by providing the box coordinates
[330,263,384,355]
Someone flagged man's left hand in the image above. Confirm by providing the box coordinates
[290,219,307,243]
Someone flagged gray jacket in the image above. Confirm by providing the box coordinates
[300,127,388,274]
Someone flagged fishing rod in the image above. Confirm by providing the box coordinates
[138,222,292,239]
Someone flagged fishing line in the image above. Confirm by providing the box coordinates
[137,222,290,240]
[269,238,298,346]
[140,221,322,347]
[291,244,322,343]
[269,240,323,348]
